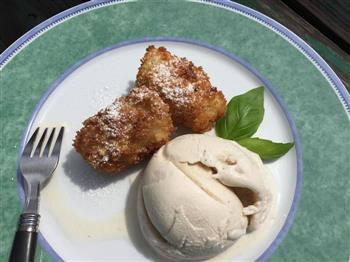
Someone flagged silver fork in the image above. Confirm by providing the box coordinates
[9,127,64,262]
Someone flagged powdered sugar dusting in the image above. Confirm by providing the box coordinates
[91,85,117,110]
[162,84,194,105]
[157,63,171,78]
[152,62,195,105]
[105,100,121,120]
[102,155,109,163]
[131,86,152,102]
[93,98,125,140]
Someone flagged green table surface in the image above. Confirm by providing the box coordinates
[1,1,349,262]
[1,0,349,90]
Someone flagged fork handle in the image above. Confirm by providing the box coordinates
[9,213,40,262]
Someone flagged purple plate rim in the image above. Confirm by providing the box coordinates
[2,0,349,260]
[15,37,303,261]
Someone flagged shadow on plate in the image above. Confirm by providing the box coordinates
[61,127,190,260]
[173,125,192,137]
[127,80,135,93]
[62,149,145,191]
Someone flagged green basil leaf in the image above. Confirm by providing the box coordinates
[237,137,294,160]
[216,86,264,140]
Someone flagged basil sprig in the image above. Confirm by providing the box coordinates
[216,86,264,140]
[237,138,294,160]
[216,87,294,160]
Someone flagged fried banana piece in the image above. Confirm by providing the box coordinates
[136,46,226,133]
[74,87,174,173]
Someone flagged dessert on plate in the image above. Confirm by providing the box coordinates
[74,86,174,173]
[74,46,227,173]
[72,47,284,259]
[138,134,275,260]
[136,46,226,133]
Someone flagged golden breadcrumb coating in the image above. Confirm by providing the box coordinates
[136,46,227,133]
[74,87,174,173]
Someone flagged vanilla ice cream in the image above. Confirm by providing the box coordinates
[138,134,274,260]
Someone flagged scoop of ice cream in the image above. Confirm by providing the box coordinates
[138,134,273,260]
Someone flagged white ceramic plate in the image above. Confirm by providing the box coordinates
[23,41,298,261]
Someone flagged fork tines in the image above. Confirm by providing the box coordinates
[23,127,64,158]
